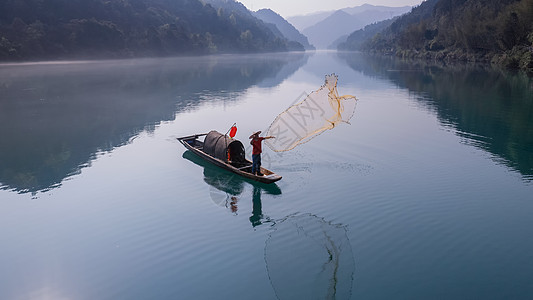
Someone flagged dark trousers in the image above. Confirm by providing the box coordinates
[252,154,261,174]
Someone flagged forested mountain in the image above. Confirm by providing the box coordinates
[252,9,313,50]
[0,0,297,61]
[344,0,533,72]
[201,0,303,51]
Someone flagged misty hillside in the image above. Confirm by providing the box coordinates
[356,0,533,71]
[253,9,314,50]
[201,0,303,51]
[300,5,411,49]
[0,0,297,61]
[337,18,398,51]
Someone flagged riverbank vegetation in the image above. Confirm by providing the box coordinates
[340,0,533,73]
[0,0,302,61]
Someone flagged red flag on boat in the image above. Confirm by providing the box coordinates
[229,124,237,138]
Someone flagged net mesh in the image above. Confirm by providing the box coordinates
[265,74,357,152]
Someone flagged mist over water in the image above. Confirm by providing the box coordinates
[1,52,532,299]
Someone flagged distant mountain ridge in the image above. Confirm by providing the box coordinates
[287,11,334,32]
[303,10,357,49]
[252,9,314,50]
[0,0,301,61]
[290,4,411,49]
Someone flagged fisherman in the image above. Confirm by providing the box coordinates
[249,131,274,176]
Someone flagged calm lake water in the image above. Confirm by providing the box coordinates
[1,51,532,299]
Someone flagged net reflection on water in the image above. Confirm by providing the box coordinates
[265,213,355,300]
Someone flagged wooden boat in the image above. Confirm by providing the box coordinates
[178,131,282,184]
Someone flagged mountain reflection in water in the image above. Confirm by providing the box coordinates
[338,52,533,180]
[0,53,308,194]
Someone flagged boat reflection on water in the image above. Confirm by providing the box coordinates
[183,151,354,298]
[182,150,281,226]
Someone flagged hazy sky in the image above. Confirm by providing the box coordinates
[237,0,424,17]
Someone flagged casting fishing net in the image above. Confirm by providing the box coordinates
[265,214,355,300]
[265,74,357,152]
